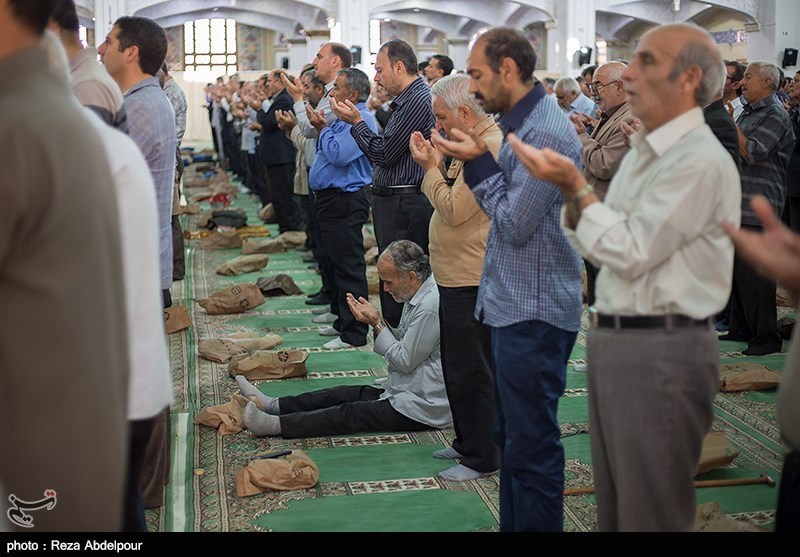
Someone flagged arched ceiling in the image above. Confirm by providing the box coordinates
[80,0,760,43]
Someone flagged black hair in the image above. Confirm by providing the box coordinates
[50,0,79,32]
[477,27,537,84]
[8,0,57,35]
[114,16,168,77]
[380,39,418,76]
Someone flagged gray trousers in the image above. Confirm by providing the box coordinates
[586,325,718,531]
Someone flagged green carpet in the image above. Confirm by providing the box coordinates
[153,168,787,533]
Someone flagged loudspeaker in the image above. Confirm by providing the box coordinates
[578,46,593,66]
[281,57,289,70]
[783,48,798,68]
[350,45,362,65]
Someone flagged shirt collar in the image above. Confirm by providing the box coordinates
[408,275,436,307]
[742,93,779,114]
[498,82,545,133]
[124,75,160,97]
[636,106,705,158]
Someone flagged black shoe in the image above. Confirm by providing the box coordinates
[742,343,782,356]
[302,255,316,263]
[718,334,747,342]
[306,289,322,298]
[305,293,333,305]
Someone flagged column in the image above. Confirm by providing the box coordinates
[93,0,126,47]
[287,38,308,73]
[545,0,596,77]
[448,39,470,73]
[336,0,370,71]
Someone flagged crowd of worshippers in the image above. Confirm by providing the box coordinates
[2,0,799,535]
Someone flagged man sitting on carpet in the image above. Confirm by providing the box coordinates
[239,240,453,438]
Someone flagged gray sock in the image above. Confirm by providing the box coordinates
[243,401,281,437]
[236,376,280,414]
[437,464,495,482]
[433,447,463,460]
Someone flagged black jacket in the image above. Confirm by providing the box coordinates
[257,88,297,166]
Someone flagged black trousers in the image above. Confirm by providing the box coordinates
[777,450,800,532]
[308,189,333,297]
[584,259,599,307]
[171,214,184,281]
[782,194,800,234]
[371,192,433,327]
[265,163,299,233]
[123,417,156,532]
[728,230,782,351]
[315,188,370,346]
[279,385,429,439]
[438,285,500,473]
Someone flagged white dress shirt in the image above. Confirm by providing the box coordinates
[563,107,741,318]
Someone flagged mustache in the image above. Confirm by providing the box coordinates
[473,92,485,101]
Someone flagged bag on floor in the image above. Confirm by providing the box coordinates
[719,362,782,392]
[228,349,309,380]
[198,283,265,315]
[234,450,319,496]
[200,229,243,250]
[164,304,191,334]
[695,431,740,476]
[242,237,289,254]
[277,231,307,248]
[257,274,304,296]
[198,332,284,363]
[195,394,265,435]
[216,254,270,276]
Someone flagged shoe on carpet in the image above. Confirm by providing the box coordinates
[742,344,782,356]
[306,293,332,305]
[322,337,356,350]
[312,312,337,324]
[318,326,340,337]
[306,289,322,298]
[302,255,317,264]
[715,320,729,333]
[433,447,463,460]
[437,464,495,482]
[573,362,587,372]
[311,306,329,315]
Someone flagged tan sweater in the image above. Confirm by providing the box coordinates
[421,115,503,287]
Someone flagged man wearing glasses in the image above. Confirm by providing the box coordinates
[569,61,633,327]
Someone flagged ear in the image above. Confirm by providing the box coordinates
[682,64,703,96]
[458,104,471,121]
[124,44,139,65]
[499,56,518,86]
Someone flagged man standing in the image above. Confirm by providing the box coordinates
[257,69,299,233]
[721,61,795,356]
[306,68,377,350]
[723,59,746,121]
[331,39,436,327]
[409,74,502,482]
[555,76,599,120]
[509,23,741,531]
[0,0,129,530]
[785,70,800,232]
[48,0,126,130]
[572,61,632,311]
[160,62,187,282]
[99,16,175,308]
[424,54,454,85]
[431,27,583,531]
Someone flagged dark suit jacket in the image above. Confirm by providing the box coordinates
[257,88,296,166]
[704,99,740,168]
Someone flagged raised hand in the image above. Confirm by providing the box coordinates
[409,131,440,172]
[275,109,297,131]
[329,98,363,125]
[346,293,381,326]
[620,118,643,148]
[506,133,585,196]
[281,72,304,102]
[430,126,488,162]
[305,103,327,131]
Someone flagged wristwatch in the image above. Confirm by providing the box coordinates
[373,321,386,335]
[570,184,594,210]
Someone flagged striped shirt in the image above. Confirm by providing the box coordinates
[350,76,435,187]
[463,83,584,331]
[124,76,177,290]
[737,94,795,226]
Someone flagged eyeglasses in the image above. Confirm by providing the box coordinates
[588,80,620,93]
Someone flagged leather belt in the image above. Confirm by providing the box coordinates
[593,313,715,330]
[370,185,420,196]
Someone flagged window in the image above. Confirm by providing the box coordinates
[184,18,237,75]
[369,19,381,66]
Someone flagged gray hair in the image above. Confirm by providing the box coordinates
[337,67,372,103]
[379,240,431,282]
[596,60,626,82]
[666,24,725,106]
[555,76,580,96]
[748,61,781,92]
[430,74,485,117]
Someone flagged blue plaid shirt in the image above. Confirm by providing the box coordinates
[463,83,583,331]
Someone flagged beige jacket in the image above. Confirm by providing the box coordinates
[421,115,503,287]
[579,101,633,200]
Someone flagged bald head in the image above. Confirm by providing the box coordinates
[591,61,629,112]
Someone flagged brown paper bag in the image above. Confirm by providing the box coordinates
[719,363,782,392]
[195,394,265,435]
[366,265,380,295]
[228,349,309,380]
[198,332,284,363]
[200,229,243,250]
[277,231,307,247]
[196,207,246,229]
[198,283,265,315]
[234,450,319,496]
[695,431,740,476]
[258,203,276,222]
[362,228,377,250]
[694,502,764,532]
[216,254,270,276]
[180,203,200,215]
[164,304,191,334]
[364,246,379,265]
[256,274,304,296]
[242,237,289,254]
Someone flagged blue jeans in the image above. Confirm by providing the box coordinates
[490,319,577,532]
